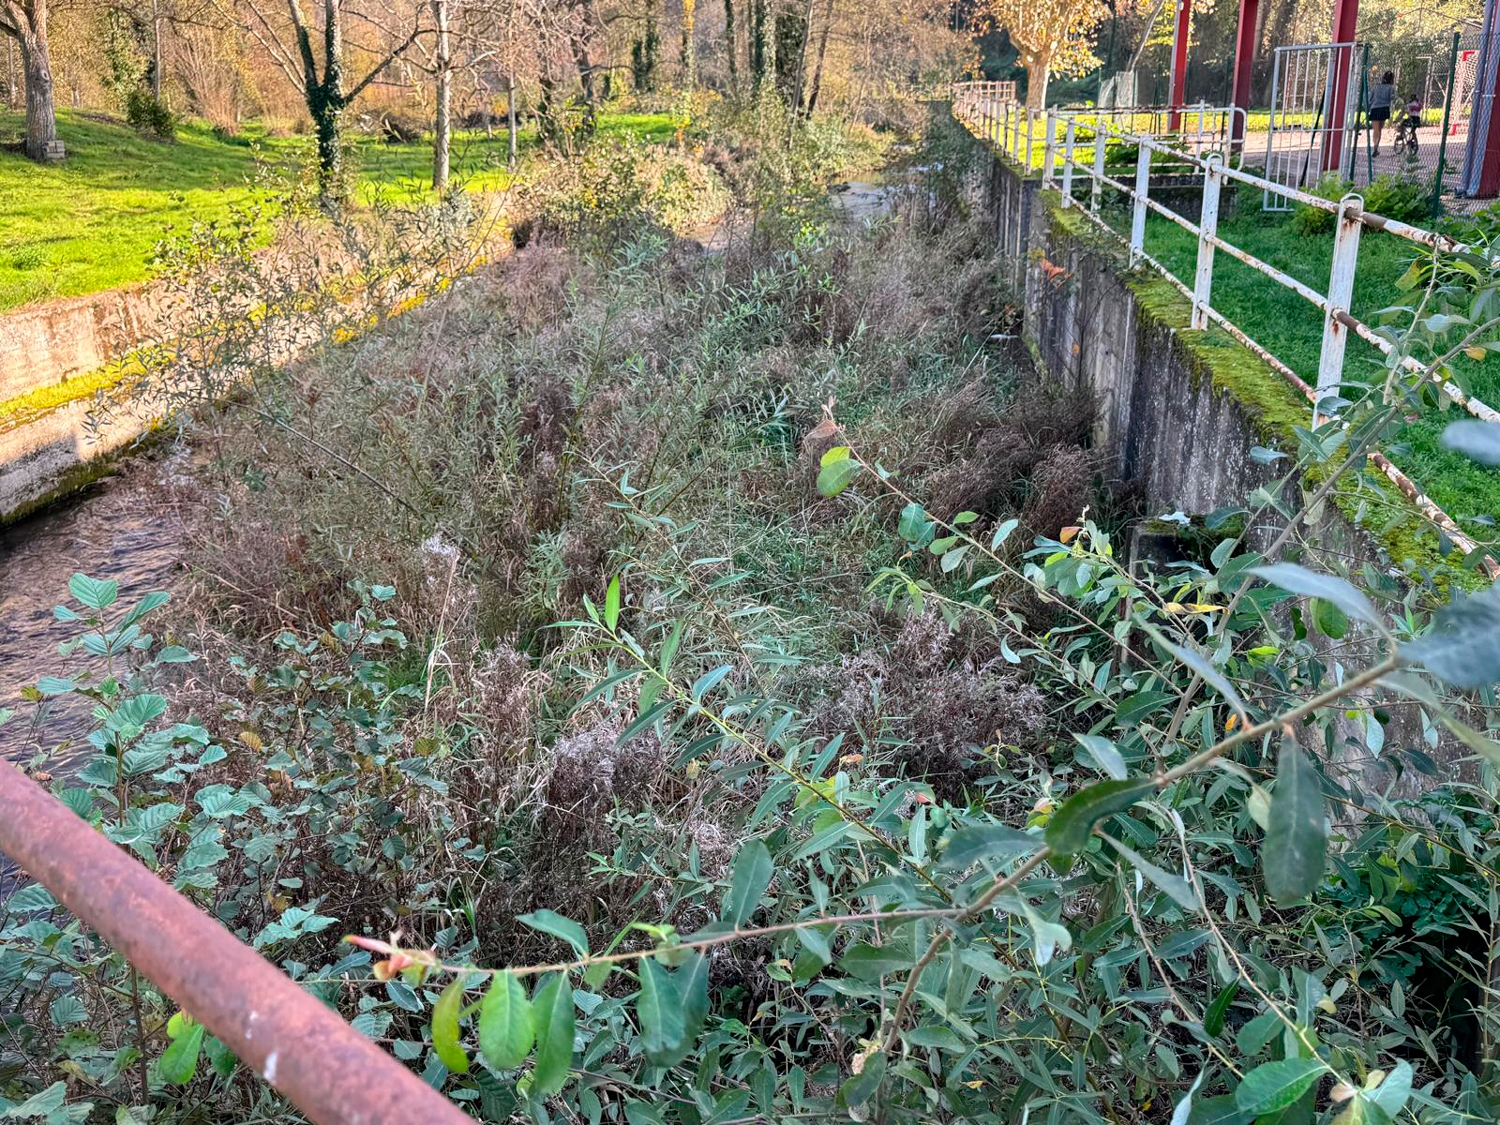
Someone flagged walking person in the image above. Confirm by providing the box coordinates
[1369,70,1396,156]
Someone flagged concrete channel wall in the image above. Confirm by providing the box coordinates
[0,285,179,403]
[0,283,177,524]
[961,133,1477,795]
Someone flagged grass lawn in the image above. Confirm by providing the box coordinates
[0,108,677,312]
[1096,191,1500,533]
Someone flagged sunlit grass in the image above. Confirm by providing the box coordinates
[0,108,676,311]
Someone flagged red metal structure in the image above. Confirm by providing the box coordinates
[1323,0,1361,170]
[0,761,473,1125]
[1230,0,1260,150]
[1169,0,1193,130]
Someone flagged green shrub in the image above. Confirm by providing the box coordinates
[1364,173,1429,222]
[1290,172,1349,235]
[125,89,176,140]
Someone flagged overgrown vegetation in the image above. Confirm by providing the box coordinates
[4,113,1500,1125]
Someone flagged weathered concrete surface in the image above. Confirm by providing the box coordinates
[1022,210,1282,518]
[0,398,154,525]
[0,285,177,402]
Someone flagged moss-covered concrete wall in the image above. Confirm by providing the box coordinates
[960,144,1475,796]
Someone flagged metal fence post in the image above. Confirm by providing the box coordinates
[1061,118,1077,205]
[1432,30,1461,216]
[1043,110,1058,186]
[1130,142,1151,266]
[1025,110,1036,170]
[1091,121,1107,213]
[1192,156,1223,329]
[1317,193,1364,418]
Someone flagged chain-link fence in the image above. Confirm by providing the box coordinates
[1343,32,1498,215]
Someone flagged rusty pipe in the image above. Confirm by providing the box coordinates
[0,761,472,1125]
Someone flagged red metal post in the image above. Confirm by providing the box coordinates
[1477,41,1500,196]
[1323,0,1360,171]
[0,762,474,1125]
[1168,0,1193,131]
[1230,0,1260,152]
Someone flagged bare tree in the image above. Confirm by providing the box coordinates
[0,0,62,159]
[228,0,428,204]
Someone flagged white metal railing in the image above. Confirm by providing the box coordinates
[948,83,1500,430]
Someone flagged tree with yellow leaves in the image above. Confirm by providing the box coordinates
[987,0,1107,108]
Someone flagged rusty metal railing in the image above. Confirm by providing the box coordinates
[0,761,473,1125]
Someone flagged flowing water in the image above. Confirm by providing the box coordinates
[0,453,187,770]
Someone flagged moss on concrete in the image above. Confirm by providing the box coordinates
[0,352,152,433]
[1032,186,1480,588]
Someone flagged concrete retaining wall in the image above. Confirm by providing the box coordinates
[0,285,177,403]
[963,144,1474,795]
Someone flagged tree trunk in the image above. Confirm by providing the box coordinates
[431,0,450,191]
[150,0,161,100]
[786,0,813,116]
[749,0,767,89]
[312,95,343,207]
[681,0,695,89]
[1025,55,1049,110]
[724,0,736,92]
[805,0,833,116]
[16,24,58,161]
[507,71,517,168]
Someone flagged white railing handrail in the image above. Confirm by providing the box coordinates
[947,84,1499,429]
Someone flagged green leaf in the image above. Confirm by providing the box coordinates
[518,909,590,956]
[69,573,119,611]
[817,455,860,497]
[431,976,470,1074]
[1203,981,1239,1037]
[1250,563,1380,628]
[1187,1094,1249,1124]
[1102,834,1198,911]
[903,1026,968,1050]
[1044,778,1154,855]
[840,941,909,980]
[898,502,932,544]
[937,824,1039,870]
[530,974,575,1098]
[645,952,709,1069]
[1,1082,66,1119]
[1074,733,1127,779]
[159,1021,205,1084]
[479,972,534,1071]
[690,664,733,701]
[605,576,622,630]
[637,957,686,1061]
[837,1052,886,1108]
[1310,597,1349,640]
[617,701,672,746]
[1263,743,1327,903]
[1171,1071,1206,1125]
[1234,1058,1324,1116]
[722,839,773,926]
[1368,1061,1412,1117]
[1401,584,1500,689]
